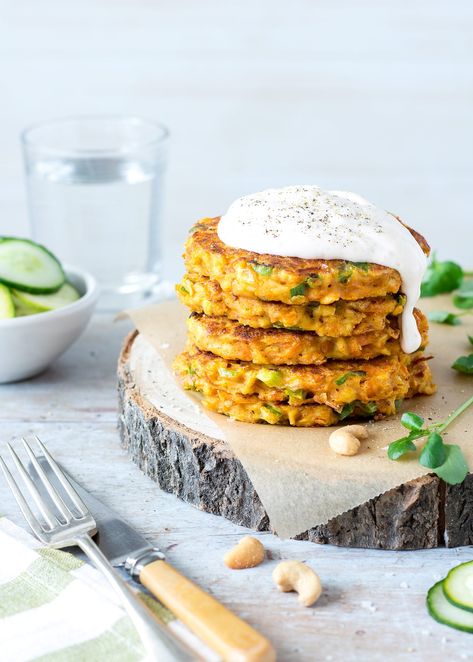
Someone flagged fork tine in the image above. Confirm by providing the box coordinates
[8,444,59,530]
[0,455,47,539]
[33,436,88,517]
[22,438,75,523]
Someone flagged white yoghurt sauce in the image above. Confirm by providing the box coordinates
[217,185,428,353]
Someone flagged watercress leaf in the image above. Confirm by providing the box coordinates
[453,294,473,310]
[419,432,447,469]
[455,279,473,299]
[401,411,425,431]
[451,354,473,375]
[428,311,461,326]
[420,257,463,297]
[432,445,469,485]
[453,279,473,309]
[459,279,473,294]
[387,436,418,460]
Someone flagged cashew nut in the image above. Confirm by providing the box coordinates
[329,424,368,456]
[272,560,322,607]
[224,536,265,569]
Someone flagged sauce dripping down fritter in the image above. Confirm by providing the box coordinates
[217,185,428,353]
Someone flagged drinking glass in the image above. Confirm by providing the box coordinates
[21,115,169,310]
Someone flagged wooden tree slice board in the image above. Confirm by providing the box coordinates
[118,331,473,550]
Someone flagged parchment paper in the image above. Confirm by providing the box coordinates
[126,296,473,539]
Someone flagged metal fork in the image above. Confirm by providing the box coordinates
[0,436,194,662]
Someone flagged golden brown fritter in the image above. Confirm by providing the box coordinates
[194,393,341,426]
[406,354,437,398]
[174,360,435,427]
[176,275,404,335]
[184,217,430,306]
[173,347,435,411]
[175,211,435,427]
[186,310,428,365]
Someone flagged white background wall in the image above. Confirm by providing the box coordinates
[1,0,472,281]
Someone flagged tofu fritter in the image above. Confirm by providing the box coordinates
[176,275,405,336]
[184,217,430,306]
[186,310,428,365]
[173,347,435,411]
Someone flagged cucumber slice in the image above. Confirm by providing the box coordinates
[0,283,14,319]
[12,283,80,316]
[427,581,473,633]
[0,237,65,294]
[443,561,473,612]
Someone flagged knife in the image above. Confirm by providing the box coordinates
[37,458,275,662]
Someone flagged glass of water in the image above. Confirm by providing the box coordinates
[21,115,169,310]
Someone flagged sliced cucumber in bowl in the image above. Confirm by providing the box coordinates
[0,237,85,319]
[0,237,65,294]
[0,283,15,319]
[427,581,473,633]
[12,282,80,316]
[443,560,473,613]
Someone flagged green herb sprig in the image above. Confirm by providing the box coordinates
[453,279,473,309]
[427,311,465,326]
[387,396,473,485]
[451,335,473,375]
[421,255,463,297]
[424,259,473,325]
[452,354,473,375]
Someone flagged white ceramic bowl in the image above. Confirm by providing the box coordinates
[0,266,99,383]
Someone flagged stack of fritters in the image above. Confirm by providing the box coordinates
[174,217,436,427]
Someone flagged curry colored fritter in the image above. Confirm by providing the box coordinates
[176,275,405,336]
[406,354,437,398]
[184,217,430,306]
[194,393,342,426]
[173,347,435,411]
[186,310,428,365]
[174,366,435,426]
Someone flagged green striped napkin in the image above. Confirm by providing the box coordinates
[0,518,214,662]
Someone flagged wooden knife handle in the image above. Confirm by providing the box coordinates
[140,559,276,662]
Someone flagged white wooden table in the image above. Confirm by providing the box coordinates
[1,314,472,661]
